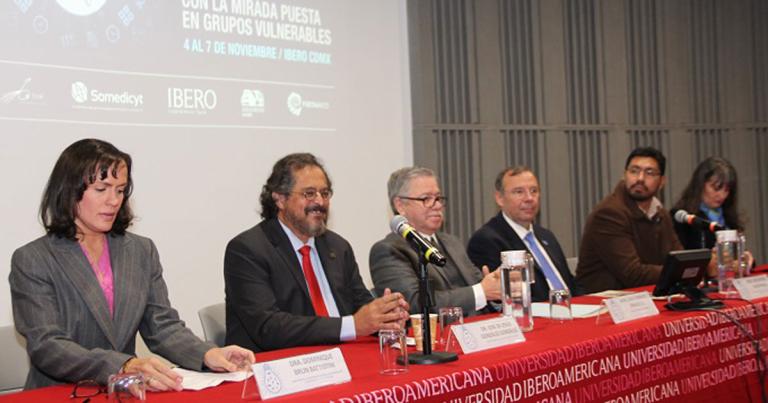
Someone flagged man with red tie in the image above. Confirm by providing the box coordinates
[224,153,408,352]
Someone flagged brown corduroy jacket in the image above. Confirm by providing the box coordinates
[575,181,682,293]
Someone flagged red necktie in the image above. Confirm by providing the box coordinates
[299,245,329,317]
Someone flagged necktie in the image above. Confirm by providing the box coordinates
[524,232,566,291]
[299,245,329,316]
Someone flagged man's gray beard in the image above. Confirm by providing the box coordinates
[285,209,328,238]
[306,220,327,237]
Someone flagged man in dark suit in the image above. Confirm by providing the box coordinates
[370,167,501,316]
[467,167,580,302]
[224,153,408,352]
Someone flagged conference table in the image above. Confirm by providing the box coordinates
[3,283,767,402]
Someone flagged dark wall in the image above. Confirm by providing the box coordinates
[409,0,768,263]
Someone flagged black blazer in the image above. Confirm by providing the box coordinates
[224,218,373,352]
[467,212,581,301]
[670,208,727,250]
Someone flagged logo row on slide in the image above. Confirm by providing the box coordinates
[1,77,331,118]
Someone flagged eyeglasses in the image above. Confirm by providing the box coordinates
[626,166,661,177]
[507,188,539,198]
[398,195,447,208]
[70,379,106,398]
[291,188,333,201]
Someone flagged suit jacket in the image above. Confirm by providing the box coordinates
[466,212,581,302]
[369,232,484,315]
[9,233,213,389]
[576,182,682,293]
[224,219,373,352]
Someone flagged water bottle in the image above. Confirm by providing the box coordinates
[716,230,745,296]
[740,233,750,277]
[500,250,534,332]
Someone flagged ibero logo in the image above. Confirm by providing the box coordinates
[286,91,329,117]
[70,81,144,108]
[167,87,217,115]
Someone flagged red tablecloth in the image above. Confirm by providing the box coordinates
[3,289,767,402]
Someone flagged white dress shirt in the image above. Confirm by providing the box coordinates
[501,213,570,293]
[279,219,356,341]
[420,231,488,310]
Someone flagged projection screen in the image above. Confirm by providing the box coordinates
[0,0,412,334]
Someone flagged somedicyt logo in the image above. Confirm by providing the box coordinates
[286,91,329,117]
[70,81,144,108]
[71,81,88,103]
[167,87,217,115]
[241,89,265,117]
[1,77,44,105]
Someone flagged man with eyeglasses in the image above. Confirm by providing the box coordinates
[369,167,501,316]
[576,147,682,293]
[467,167,580,302]
[224,153,408,351]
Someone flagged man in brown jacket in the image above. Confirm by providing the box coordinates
[576,147,683,293]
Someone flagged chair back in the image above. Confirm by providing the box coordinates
[198,303,226,347]
[0,326,29,393]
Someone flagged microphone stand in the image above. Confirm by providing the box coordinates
[407,245,458,365]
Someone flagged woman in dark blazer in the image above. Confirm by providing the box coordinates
[671,157,743,250]
[670,157,755,275]
[9,139,252,390]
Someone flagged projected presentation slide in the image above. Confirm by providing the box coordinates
[0,0,340,130]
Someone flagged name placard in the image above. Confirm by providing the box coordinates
[251,347,351,400]
[603,291,659,324]
[733,275,768,300]
[451,316,525,354]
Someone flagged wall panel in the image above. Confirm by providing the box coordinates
[408,0,767,262]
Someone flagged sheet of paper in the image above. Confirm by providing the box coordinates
[588,290,636,298]
[531,302,606,318]
[173,367,251,391]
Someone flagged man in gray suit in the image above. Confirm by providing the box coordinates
[369,167,501,315]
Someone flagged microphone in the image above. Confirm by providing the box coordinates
[673,210,724,233]
[390,215,446,266]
